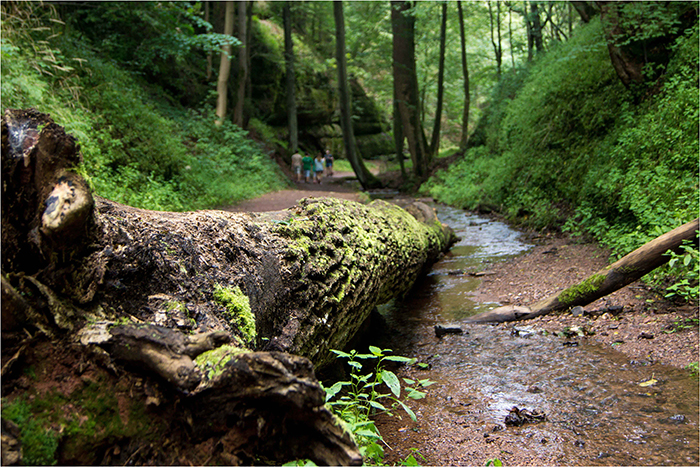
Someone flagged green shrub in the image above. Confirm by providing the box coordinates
[324,346,434,464]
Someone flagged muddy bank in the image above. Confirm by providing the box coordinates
[475,233,699,370]
[374,225,698,467]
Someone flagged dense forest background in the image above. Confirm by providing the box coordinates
[2,1,698,296]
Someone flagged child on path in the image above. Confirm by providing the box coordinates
[324,149,334,177]
[314,154,325,184]
[302,153,313,183]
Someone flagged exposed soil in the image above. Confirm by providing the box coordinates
[227,183,699,467]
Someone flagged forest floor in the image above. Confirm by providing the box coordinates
[227,175,699,466]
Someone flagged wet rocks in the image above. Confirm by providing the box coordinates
[504,406,546,427]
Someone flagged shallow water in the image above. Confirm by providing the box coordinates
[377,205,699,466]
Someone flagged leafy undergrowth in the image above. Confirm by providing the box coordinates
[423,18,699,296]
[1,2,287,212]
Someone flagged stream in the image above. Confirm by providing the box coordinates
[374,205,699,466]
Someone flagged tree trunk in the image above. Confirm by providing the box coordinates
[391,0,428,179]
[530,1,544,55]
[393,84,407,178]
[572,1,599,23]
[488,2,502,77]
[429,1,447,157]
[468,219,700,323]
[215,1,235,126]
[333,1,381,189]
[233,0,247,128]
[1,109,455,465]
[457,0,470,151]
[205,1,212,81]
[284,2,298,154]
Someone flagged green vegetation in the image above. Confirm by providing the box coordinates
[1,376,154,466]
[1,2,286,212]
[558,274,607,305]
[424,17,698,293]
[194,344,249,380]
[324,346,434,464]
[213,285,256,345]
[664,239,699,302]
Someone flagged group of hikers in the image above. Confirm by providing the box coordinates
[291,149,334,184]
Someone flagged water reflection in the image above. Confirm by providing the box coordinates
[377,205,699,466]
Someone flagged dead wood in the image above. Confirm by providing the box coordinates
[1,108,455,465]
[468,218,699,323]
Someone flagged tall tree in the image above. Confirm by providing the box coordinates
[488,1,503,77]
[205,1,212,81]
[393,85,407,178]
[429,1,447,156]
[215,1,235,126]
[333,1,380,189]
[457,1,470,151]
[391,0,428,179]
[233,1,248,127]
[530,1,544,55]
[283,2,298,153]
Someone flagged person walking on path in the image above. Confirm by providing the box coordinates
[324,149,334,177]
[314,153,325,184]
[302,153,314,183]
[291,151,303,182]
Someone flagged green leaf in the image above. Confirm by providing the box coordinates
[403,378,416,385]
[368,345,383,356]
[406,388,426,399]
[324,381,348,402]
[381,369,401,397]
[369,400,388,411]
[397,399,417,422]
[331,349,352,359]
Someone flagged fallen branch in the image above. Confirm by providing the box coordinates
[468,219,699,323]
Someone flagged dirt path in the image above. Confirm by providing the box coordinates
[221,172,367,213]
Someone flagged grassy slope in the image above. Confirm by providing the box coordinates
[423,18,698,294]
[1,4,288,212]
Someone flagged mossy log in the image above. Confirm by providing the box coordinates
[1,109,455,465]
[468,218,699,324]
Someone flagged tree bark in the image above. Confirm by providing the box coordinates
[233,0,248,127]
[530,1,544,55]
[205,1,212,81]
[457,0,470,151]
[429,1,447,157]
[215,0,235,126]
[2,109,454,464]
[488,1,503,77]
[571,1,599,23]
[391,0,428,179]
[393,84,407,178]
[284,1,299,153]
[333,0,381,189]
[468,219,700,323]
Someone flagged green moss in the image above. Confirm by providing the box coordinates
[1,375,154,465]
[559,274,606,305]
[213,285,256,344]
[193,344,249,380]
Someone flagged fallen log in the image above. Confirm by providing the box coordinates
[1,109,455,465]
[468,219,699,324]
